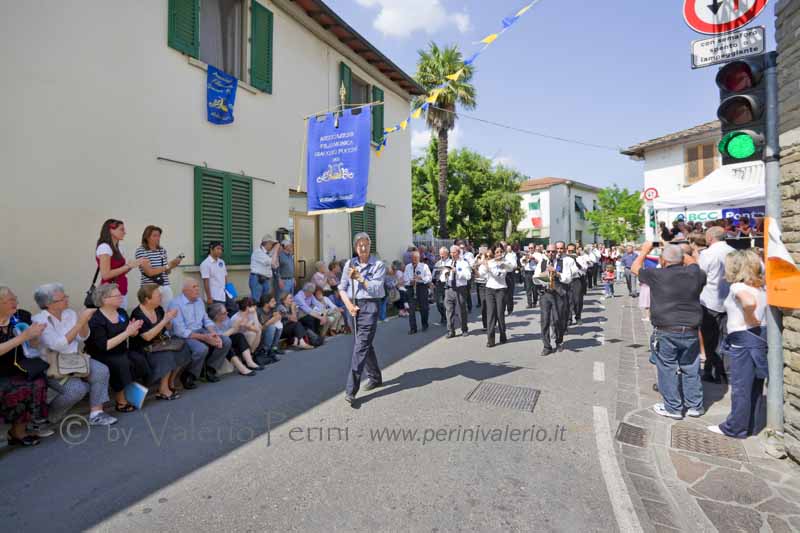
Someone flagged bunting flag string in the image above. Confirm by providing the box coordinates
[374,0,545,155]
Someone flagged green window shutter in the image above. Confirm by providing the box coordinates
[168,0,199,58]
[350,210,365,254]
[250,2,274,93]
[228,175,253,265]
[194,168,225,264]
[364,204,377,254]
[371,86,384,144]
[340,62,352,105]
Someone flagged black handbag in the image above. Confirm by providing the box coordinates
[15,353,50,381]
[143,334,186,353]
[84,267,100,308]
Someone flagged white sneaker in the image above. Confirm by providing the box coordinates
[652,403,683,420]
[686,408,705,418]
[89,412,118,426]
[707,425,724,435]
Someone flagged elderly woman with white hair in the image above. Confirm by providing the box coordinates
[30,283,117,426]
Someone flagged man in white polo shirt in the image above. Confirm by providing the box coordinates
[200,241,228,308]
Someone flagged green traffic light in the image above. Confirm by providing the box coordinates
[719,131,757,160]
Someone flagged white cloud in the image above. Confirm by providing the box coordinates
[355,0,471,38]
[410,125,463,157]
[492,155,514,168]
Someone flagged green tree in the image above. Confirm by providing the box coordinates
[586,186,644,243]
[415,42,477,238]
[412,143,524,243]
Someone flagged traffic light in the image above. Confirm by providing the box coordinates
[716,55,766,165]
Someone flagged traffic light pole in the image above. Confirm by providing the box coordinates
[764,50,785,456]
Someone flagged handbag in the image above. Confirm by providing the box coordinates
[45,351,91,379]
[15,353,50,381]
[144,334,186,353]
[388,287,400,303]
[84,267,101,308]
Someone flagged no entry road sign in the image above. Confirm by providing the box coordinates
[683,0,769,34]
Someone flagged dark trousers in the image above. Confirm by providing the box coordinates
[465,280,473,312]
[485,287,507,343]
[476,283,488,329]
[522,270,538,307]
[569,278,584,321]
[587,266,595,289]
[720,328,767,438]
[346,300,382,397]
[594,264,603,286]
[93,351,151,393]
[408,284,430,332]
[540,290,565,349]
[434,281,447,323]
[445,286,468,334]
[624,268,638,296]
[701,306,727,379]
[504,272,516,314]
[299,315,321,336]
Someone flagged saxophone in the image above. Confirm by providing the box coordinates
[549,269,557,290]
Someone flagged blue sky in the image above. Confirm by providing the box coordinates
[325,0,776,191]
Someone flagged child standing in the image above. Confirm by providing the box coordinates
[615,253,625,282]
[603,263,616,298]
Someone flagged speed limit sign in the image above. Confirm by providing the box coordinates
[643,188,659,201]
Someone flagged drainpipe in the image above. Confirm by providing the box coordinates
[566,182,573,243]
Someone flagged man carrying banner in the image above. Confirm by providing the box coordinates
[339,232,386,406]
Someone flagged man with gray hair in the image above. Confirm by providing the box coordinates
[442,245,472,338]
[339,232,386,406]
[632,243,707,420]
[698,226,736,383]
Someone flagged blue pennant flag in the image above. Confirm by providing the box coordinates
[463,52,480,66]
[207,65,237,125]
[306,109,371,213]
[502,15,519,28]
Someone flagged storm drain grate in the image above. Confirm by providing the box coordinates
[606,339,623,344]
[671,423,748,462]
[465,382,540,412]
[615,422,647,447]
[627,343,645,349]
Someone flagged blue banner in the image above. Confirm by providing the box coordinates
[207,65,237,125]
[306,109,371,213]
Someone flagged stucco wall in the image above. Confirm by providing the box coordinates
[0,0,412,310]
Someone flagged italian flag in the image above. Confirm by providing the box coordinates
[528,196,542,229]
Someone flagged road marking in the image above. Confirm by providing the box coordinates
[592,406,643,533]
[593,362,605,382]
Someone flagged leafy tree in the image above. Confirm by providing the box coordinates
[412,142,524,244]
[586,186,644,243]
[415,42,476,238]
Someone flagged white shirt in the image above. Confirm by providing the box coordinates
[534,255,578,285]
[576,254,591,271]
[591,248,602,262]
[698,241,736,312]
[440,258,472,288]
[29,309,87,357]
[724,283,767,334]
[250,245,275,278]
[479,257,515,289]
[403,262,432,285]
[504,252,519,271]
[461,251,476,267]
[200,255,228,302]
[522,250,538,272]
[434,258,451,282]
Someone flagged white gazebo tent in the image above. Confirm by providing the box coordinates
[653,160,765,215]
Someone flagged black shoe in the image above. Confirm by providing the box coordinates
[408,329,417,335]
[204,371,221,383]
[462,329,468,336]
[6,432,40,447]
[422,325,428,331]
[556,344,565,352]
[541,348,554,357]
[362,380,382,392]
[575,318,582,325]
[181,373,197,390]
[499,336,507,345]
[344,394,356,406]
[249,364,265,371]
[255,355,271,366]
[652,383,659,392]
[486,341,495,348]
[446,332,456,339]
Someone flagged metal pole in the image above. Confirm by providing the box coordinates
[764,50,784,454]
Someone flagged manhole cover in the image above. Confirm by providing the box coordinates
[671,423,748,462]
[606,339,623,344]
[465,382,540,412]
[627,343,644,349]
[615,422,647,447]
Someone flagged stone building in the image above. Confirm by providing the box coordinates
[777,0,800,463]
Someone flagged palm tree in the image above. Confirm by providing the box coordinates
[415,42,476,238]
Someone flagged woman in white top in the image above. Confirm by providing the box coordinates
[95,219,145,310]
[708,249,768,438]
[479,245,515,347]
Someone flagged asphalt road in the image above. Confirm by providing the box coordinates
[1,286,627,532]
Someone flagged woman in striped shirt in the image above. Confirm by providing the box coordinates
[135,225,184,306]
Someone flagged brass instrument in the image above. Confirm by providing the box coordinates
[549,269,557,290]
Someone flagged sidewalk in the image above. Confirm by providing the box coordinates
[605,291,800,533]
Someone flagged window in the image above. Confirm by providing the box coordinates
[575,230,583,244]
[350,204,377,255]
[685,143,716,185]
[168,0,274,93]
[194,167,253,265]
[340,62,385,145]
[575,195,587,220]
[592,199,597,211]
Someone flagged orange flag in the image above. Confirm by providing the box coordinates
[765,217,800,309]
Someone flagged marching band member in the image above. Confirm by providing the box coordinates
[458,240,476,313]
[442,245,472,338]
[503,244,519,316]
[567,243,587,326]
[432,247,450,326]
[479,244,516,347]
[473,245,490,330]
[534,243,578,356]
[521,243,539,309]
[404,251,432,334]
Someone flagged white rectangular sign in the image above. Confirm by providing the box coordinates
[691,26,765,69]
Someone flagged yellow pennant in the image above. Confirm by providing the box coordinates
[400,120,408,130]
[516,2,534,17]
[446,69,464,81]
[384,126,397,134]
[426,88,443,104]
[481,33,498,44]
[411,107,424,119]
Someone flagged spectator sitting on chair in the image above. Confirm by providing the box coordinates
[256,295,283,362]
[294,282,327,337]
[277,293,313,350]
[30,283,117,426]
[315,287,344,335]
[167,278,231,388]
[208,303,262,376]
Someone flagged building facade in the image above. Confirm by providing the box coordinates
[517,178,601,246]
[0,0,421,310]
[776,0,800,464]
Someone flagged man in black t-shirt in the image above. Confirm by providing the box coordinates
[632,243,707,420]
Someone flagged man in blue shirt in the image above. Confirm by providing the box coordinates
[339,232,386,406]
[620,245,639,297]
[168,278,232,388]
